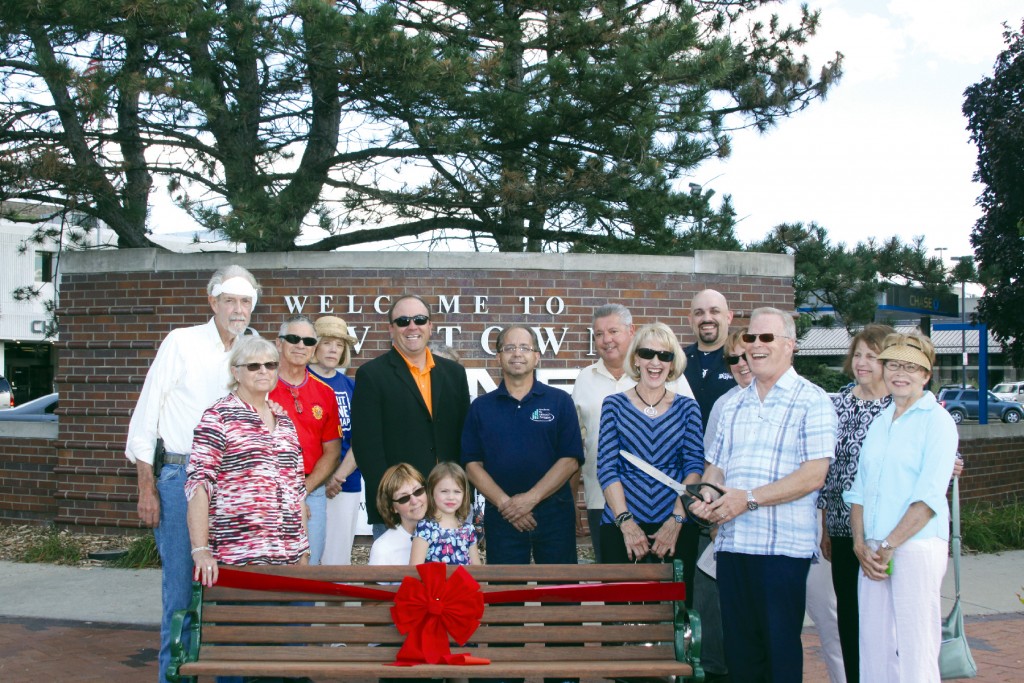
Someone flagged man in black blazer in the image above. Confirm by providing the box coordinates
[351,294,471,534]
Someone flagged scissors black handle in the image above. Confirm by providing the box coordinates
[680,483,726,530]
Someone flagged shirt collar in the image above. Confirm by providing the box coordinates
[395,346,435,375]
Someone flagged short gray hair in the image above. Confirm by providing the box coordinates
[227,337,278,391]
[593,303,632,326]
[278,314,316,338]
[750,307,797,339]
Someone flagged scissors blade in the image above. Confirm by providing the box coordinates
[619,450,688,496]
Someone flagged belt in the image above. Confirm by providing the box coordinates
[163,452,189,466]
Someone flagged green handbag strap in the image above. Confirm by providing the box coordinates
[950,475,962,601]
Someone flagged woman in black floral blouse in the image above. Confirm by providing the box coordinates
[818,324,894,683]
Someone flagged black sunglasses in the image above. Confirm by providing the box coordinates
[391,315,430,327]
[742,333,789,344]
[393,486,426,505]
[636,347,675,362]
[235,361,279,372]
[725,353,747,366]
[279,334,318,347]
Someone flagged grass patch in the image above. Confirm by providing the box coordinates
[961,500,1024,553]
[112,533,161,569]
[19,527,83,565]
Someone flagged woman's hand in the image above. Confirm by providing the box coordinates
[820,529,832,562]
[649,518,683,559]
[953,457,965,478]
[854,541,890,581]
[192,549,219,587]
[621,519,650,561]
[297,551,310,566]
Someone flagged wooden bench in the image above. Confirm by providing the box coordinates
[168,561,703,682]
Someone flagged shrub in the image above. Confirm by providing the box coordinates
[19,527,83,565]
[112,533,161,569]
[960,500,1024,553]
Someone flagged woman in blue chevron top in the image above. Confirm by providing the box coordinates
[597,322,705,564]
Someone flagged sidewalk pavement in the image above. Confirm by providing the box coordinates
[1,552,1021,682]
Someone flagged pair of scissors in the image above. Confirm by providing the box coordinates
[619,450,725,530]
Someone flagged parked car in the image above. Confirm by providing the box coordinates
[0,376,11,409]
[992,381,1024,404]
[937,388,1023,425]
[0,393,58,422]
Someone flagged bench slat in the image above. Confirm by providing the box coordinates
[211,563,677,584]
[180,660,694,678]
[197,643,677,662]
[200,622,676,645]
[202,602,673,624]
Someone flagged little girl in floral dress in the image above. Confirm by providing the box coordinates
[410,462,480,566]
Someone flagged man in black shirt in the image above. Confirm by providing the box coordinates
[682,288,736,683]
[683,289,737,426]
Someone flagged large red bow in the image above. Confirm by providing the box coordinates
[390,563,487,665]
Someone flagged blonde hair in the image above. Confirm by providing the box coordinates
[425,461,472,523]
[625,322,686,381]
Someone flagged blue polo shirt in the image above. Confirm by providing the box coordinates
[461,377,584,498]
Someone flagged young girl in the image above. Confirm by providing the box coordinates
[410,462,480,566]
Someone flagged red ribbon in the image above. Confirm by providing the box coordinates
[214,564,685,666]
[389,563,487,665]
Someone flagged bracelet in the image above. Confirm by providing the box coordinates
[614,511,634,528]
[190,546,211,555]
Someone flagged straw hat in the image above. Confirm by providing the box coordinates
[878,335,932,371]
[314,316,357,344]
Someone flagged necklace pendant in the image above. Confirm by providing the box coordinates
[644,405,658,417]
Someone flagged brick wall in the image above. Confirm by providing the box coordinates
[957,425,1024,506]
[0,248,1020,534]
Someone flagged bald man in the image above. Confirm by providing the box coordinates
[683,289,737,427]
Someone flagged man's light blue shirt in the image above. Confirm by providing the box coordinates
[707,367,836,558]
[843,391,957,542]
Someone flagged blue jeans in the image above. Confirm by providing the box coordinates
[717,552,811,683]
[306,485,326,565]
[154,463,193,683]
[484,496,577,565]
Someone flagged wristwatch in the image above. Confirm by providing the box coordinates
[746,490,759,511]
[672,514,684,524]
[880,539,895,551]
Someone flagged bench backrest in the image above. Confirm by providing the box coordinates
[192,563,688,666]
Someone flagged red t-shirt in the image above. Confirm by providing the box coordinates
[270,372,341,474]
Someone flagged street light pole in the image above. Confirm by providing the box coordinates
[934,248,949,384]
[952,256,969,387]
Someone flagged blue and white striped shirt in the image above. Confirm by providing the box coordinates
[597,392,705,524]
[707,367,836,558]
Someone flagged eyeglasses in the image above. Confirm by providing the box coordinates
[883,360,925,374]
[392,315,430,327]
[235,361,279,372]
[725,353,747,366]
[500,344,536,354]
[279,334,318,347]
[742,333,790,344]
[636,347,675,362]
[393,486,426,505]
[288,386,303,414]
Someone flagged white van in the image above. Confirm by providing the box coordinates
[992,381,1024,403]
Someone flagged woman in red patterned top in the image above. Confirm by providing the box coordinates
[186,336,309,586]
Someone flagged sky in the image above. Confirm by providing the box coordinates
[696,0,1024,268]
[150,0,1024,271]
